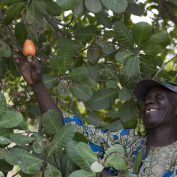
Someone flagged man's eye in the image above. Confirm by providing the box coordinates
[156,95,164,99]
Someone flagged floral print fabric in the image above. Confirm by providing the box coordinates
[63,114,177,176]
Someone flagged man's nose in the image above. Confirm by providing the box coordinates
[145,97,156,105]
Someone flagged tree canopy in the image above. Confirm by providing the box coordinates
[0,0,176,176]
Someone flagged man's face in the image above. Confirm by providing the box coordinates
[142,87,176,129]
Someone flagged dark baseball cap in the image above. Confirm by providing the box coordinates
[133,79,177,101]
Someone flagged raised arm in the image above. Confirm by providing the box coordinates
[16,58,64,126]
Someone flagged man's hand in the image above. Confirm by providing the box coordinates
[16,57,42,86]
[16,56,64,122]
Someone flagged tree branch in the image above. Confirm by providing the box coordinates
[153,55,177,79]
[44,15,63,37]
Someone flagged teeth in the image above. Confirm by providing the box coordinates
[146,109,158,113]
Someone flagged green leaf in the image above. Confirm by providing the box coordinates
[34,0,47,15]
[115,50,134,64]
[32,135,44,154]
[106,120,123,131]
[87,66,100,82]
[0,136,11,145]
[169,0,177,6]
[0,0,23,6]
[101,0,128,13]
[96,39,114,55]
[2,2,26,25]
[105,80,118,89]
[87,114,106,127]
[56,0,81,10]
[25,0,43,26]
[74,24,96,43]
[133,150,142,174]
[132,22,152,46]
[87,88,118,110]
[85,0,102,14]
[96,11,112,28]
[58,37,82,59]
[5,148,43,174]
[73,132,88,143]
[69,66,90,83]
[119,88,132,101]
[127,0,134,4]
[114,21,134,48]
[47,125,76,155]
[0,40,11,58]
[84,78,97,90]
[87,44,102,64]
[66,141,97,171]
[106,110,119,119]
[104,144,128,170]
[71,84,93,101]
[0,171,4,177]
[0,149,6,159]
[43,74,57,90]
[57,79,71,97]
[9,134,34,145]
[42,110,62,136]
[0,93,6,113]
[0,129,13,137]
[73,0,85,16]
[44,0,61,16]
[127,3,145,16]
[51,38,81,73]
[50,56,72,74]
[44,164,62,177]
[140,55,163,72]
[148,31,170,47]
[68,170,96,177]
[15,22,28,47]
[118,101,138,123]
[0,111,23,128]
[0,159,13,173]
[143,44,162,56]
[124,55,140,79]
[56,125,76,147]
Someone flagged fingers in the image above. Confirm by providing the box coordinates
[15,56,41,75]
[31,57,41,74]
[15,57,28,70]
[15,57,26,64]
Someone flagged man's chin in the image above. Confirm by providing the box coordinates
[144,115,165,129]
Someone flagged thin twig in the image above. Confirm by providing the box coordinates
[12,171,20,177]
[58,14,75,27]
[153,55,177,79]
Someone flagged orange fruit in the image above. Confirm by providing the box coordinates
[23,39,36,56]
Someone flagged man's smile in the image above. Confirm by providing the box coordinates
[145,107,159,114]
[146,109,158,114]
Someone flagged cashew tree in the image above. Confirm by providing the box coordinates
[0,0,176,176]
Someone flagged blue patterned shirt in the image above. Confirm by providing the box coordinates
[64,114,177,177]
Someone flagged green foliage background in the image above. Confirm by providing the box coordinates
[0,0,176,176]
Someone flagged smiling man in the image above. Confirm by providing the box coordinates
[17,59,177,176]
[133,79,177,176]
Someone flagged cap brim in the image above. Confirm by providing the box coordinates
[133,79,173,101]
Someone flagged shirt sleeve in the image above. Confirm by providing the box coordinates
[63,114,138,151]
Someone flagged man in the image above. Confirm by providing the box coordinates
[17,58,177,176]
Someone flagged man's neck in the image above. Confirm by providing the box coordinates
[146,125,177,152]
